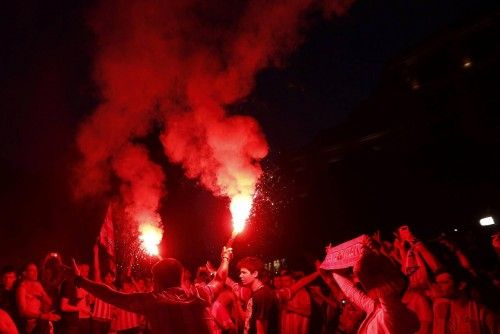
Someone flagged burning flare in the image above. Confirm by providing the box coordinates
[139,223,162,256]
[230,193,253,235]
[75,0,355,256]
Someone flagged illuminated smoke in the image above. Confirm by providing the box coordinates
[75,0,354,246]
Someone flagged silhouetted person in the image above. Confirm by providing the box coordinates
[68,247,232,334]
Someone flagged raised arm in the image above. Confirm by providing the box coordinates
[207,260,244,300]
[412,241,441,273]
[439,238,477,277]
[276,271,320,303]
[289,271,319,296]
[332,273,374,313]
[69,259,150,314]
[205,247,233,299]
[76,278,151,314]
[318,269,344,302]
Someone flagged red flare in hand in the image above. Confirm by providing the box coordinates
[230,193,253,236]
[139,223,162,256]
[74,0,355,256]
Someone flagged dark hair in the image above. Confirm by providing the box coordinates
[237,257,264,279]
[152,258,183,289]
[1,266,16,276]
[434,266,470,286]
[22,262,37,272]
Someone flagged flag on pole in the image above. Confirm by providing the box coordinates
[98,203,116,271]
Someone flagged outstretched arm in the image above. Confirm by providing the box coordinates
[69,259,150,314]
[332,273,374,313]
[277,271,320,302]
[207,261,244,299]
[77,277,151,314]
[413,241,441,273]
[289,271,320,296]
[205,247,233,299]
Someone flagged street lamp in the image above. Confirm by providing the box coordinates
[479,216,495,226]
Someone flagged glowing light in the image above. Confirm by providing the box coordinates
[479,216,495,226]
[410,79,420,90]
[230,194,253,235]
[139,224,162,256]
[463,57,472,69]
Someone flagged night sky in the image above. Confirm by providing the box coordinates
[1,0,498,269]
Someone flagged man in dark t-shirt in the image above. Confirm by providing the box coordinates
[238,257,279,334]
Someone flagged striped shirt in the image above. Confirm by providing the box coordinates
[92,298,114,320]
[113,307,140,331]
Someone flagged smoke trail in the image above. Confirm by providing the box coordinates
[75,0,353,246]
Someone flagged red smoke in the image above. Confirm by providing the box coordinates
[76,0,353,244]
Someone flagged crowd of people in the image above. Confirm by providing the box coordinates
[0,226,499,334]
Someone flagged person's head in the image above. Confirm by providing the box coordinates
[195,267,210,284]
[23,262,38,281]
[355,251,406,300]
[121,277,135,293]
[78,264,90,279]
[1,266,17,290]
[152,258,183,290]
[43,253,62,269]
[103,270,115,285]
[397,225,412,242]
[279,270,294,288]
[433,268,468,299]
[238,257,264,287]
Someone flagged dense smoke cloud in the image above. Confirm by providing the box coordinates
[75,0,353,239]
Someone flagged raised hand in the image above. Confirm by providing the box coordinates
[221,246,233,261]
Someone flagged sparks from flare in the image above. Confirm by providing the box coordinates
[230,193,253,236]
[139,224,162,256]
